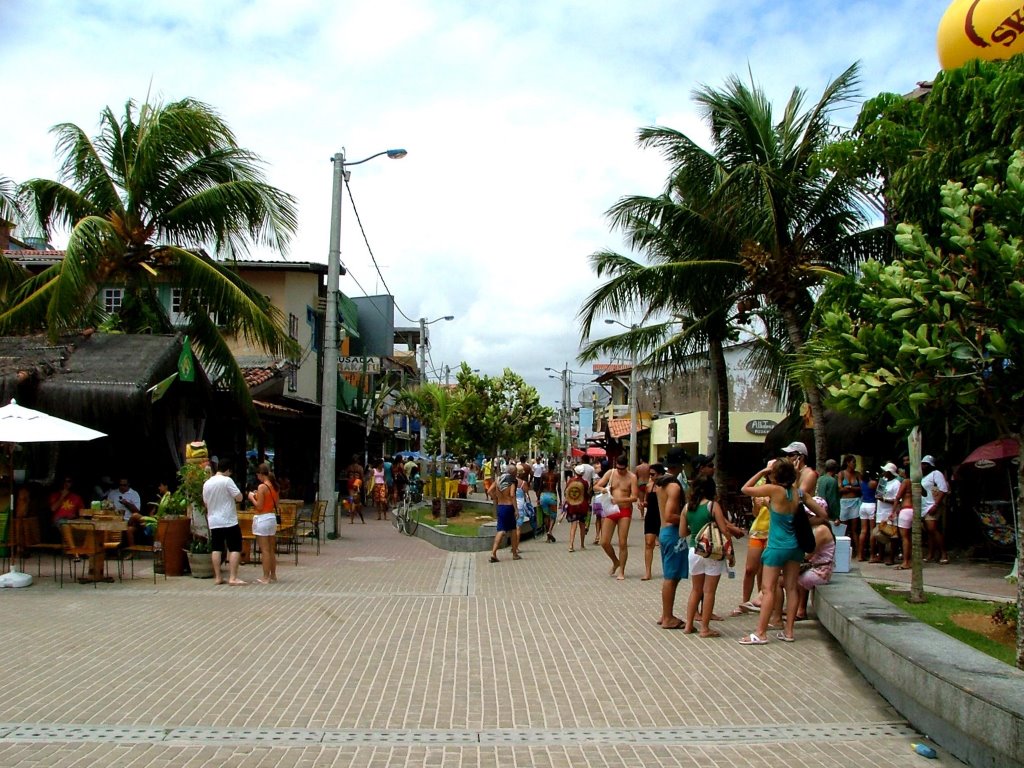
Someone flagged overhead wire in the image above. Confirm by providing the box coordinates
[343,175,419,325]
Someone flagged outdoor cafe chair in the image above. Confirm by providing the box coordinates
[16,517,62,577]
[122,521,167,583]
[275,501,300,565]
[296,499,327,555]
[60,521,103,588]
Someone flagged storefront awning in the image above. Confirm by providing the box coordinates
[608,418,649,439]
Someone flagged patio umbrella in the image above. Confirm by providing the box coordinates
[585,446,607,458]
[961,437,1019,468]
[0,399,107,585]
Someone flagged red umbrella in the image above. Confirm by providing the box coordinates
[570,447,584,458]
[585,446,606,458]
[962,438,1019,467]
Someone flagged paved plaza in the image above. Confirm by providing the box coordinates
[0,512,975,767]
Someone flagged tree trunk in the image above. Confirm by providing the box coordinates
[709,336,730,492]
[780,305,827,472]
[439,429,448,525]
[1012,430,1024,671]
[907,427,925,603]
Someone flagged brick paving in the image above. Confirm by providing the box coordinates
[0,510,977,766]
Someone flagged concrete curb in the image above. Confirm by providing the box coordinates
[413,499,543,552]
[814,571,1024,768]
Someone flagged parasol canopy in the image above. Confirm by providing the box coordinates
[961,437,1019,469]
[585,446,607,458]
[0,399,107,444]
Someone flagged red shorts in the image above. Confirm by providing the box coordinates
[604,505,633,522]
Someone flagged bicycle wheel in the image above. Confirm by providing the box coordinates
[403,506,419,536]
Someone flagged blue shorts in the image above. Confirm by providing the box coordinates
[496,504,517,532]
[659,527,688,581]
[539,492,558,515]
[761,545,805,568]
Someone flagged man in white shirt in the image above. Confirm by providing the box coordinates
[921,455,950,564]
[202,456,245,586]
[107,477,143,545]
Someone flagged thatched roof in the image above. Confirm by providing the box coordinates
[0,332,212,429]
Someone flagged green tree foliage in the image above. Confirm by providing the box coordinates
[3,98,300,416]
[395,381,473,524]
[833,55,1024,234]
[810,154,1024,667]
[448,365,553,457]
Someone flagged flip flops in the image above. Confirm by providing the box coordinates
[775,632,795,643]
[739,601,761,613]
[738,633,768,646]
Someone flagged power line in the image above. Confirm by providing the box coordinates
[344,176,418,325]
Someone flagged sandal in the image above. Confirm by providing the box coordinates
[729,608,745,617]
[775,632,795,643]
[489,556,499,563]
[738,633,768,646]
[939,558,949,564]
[739,601,761,613]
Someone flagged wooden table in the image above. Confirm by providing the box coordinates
[79,517,127,583]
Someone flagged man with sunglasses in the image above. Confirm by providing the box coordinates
[781,441,818,496]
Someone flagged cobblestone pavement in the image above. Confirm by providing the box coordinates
[0,512,966,767]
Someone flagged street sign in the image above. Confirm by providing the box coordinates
[339,356,382,373]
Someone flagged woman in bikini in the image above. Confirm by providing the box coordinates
[739,458,827,645]
[682,477,745,637]
[247,462,279,584]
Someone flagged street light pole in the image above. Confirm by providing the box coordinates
[416,314,454,453]
[605,318,639,469]
[319,147,406,534]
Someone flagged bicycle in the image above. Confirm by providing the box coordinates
[392,486,419,536]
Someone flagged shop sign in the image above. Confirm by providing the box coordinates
[745,419,777,436]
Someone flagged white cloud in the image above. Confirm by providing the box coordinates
[0,0,944,407]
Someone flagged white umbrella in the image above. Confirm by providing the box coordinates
[0,399,107,443]
[0,399,106,586]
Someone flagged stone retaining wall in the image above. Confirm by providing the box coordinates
[814,572,1023,768]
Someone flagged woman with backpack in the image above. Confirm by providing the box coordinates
[563,466,590,552]
[681,477,745,637]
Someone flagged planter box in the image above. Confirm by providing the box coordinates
[186,550,214,578]
[158,517,190,577]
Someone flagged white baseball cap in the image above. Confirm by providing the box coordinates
[574,465,587,475]
[921,455,936,466]
[782,441,808,456]
[881,462,899,475]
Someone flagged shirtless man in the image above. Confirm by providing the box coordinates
[488,464,521,563]
[655,458,688,628]
[634,459,650,519]
[781,441,818,495]
[593,454,639,580]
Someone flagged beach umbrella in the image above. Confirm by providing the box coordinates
[0,399,106,584]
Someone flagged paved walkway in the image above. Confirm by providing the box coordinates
[0,511,991,766]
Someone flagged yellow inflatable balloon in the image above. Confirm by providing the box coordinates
[938,0,1024,69]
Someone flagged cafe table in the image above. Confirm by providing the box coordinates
[79,516,127,583]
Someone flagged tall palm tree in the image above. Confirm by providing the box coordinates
[579,180,747,485]
[637,64,887,469]
[2,98,300,414]
[396,382,472,525]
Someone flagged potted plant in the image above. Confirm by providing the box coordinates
[185,536,214,578]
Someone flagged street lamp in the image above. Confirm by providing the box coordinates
[605,318,639,470]
[418,315,454,451]
[320,147,406,532]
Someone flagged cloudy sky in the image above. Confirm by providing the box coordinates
[1,0,942,408]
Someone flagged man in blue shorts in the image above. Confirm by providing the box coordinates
[488,465,521,563]
[656,450,689,628]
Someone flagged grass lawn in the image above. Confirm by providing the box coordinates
[416,507,495,537]
[870,583,1016,666]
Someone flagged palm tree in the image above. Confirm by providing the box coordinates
[396,382,472,524]
[636,64,887,469]
[2,97,300,414]
[578,186,747,485]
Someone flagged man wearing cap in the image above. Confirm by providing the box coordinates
[781,441,818,495]
[654,461,688,627]
[921,456,949,564]
[690,454,716,485]
[593,454,639,580]
[665,447,690,494]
